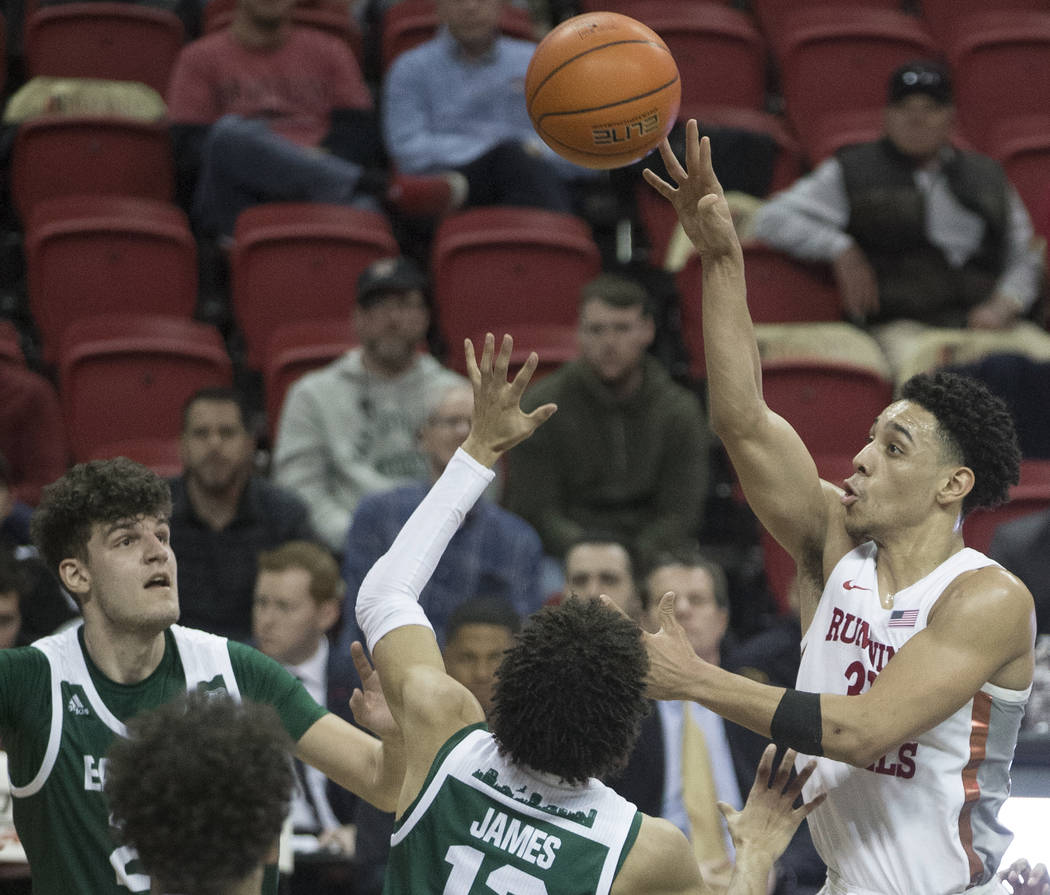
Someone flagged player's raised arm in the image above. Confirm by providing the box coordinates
[644,123,838,575]
[355,334,555,812]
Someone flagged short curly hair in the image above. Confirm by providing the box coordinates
[900,371,1021,515]
[105,692,294,895]
[489,596,650,785]
[30,458,172,576]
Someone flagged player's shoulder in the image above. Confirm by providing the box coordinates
[612,815,703,895]
[939,558,1034,621]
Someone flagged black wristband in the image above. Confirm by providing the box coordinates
[770,689,824,756]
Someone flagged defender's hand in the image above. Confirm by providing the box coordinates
[460,333,557,468]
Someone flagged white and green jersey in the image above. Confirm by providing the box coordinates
[386,724,643,895]
[0,622,326,894]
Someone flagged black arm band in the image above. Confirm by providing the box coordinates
[770,689,824,757]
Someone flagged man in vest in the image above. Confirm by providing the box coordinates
[751,59,1050,386]
[0,456,402,894]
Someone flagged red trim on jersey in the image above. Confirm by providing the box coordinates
[958,691,992,885]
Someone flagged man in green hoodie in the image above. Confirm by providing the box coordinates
[504,273,711,568]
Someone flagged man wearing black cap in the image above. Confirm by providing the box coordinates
[751,59,1050,386]
[272,256,466,553]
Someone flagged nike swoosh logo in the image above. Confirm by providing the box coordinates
[843,579,872,592]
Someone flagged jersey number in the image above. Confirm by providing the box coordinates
[445,844,550,895]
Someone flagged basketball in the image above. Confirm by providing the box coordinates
[525,12,681,170]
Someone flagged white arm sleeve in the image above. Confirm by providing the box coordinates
[355,448,496,653]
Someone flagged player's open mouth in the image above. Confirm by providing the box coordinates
[145,573,171,588]
[841,480,860,506]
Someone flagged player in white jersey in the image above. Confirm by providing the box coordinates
[639,122,1045,895]
[355,333,826,895]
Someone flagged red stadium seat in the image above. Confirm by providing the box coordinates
[0,320,24,365]
[770,7,937,138]
[430,207,602,372]
[10,115,175,223]
[945,11,1050,149]
[759,358,893,457]
[381,0,534,72]
[982,115,1050,223]
[963,480,1050,554]
[750,0,903,37]
[58,315,233,463]
[619,2,768,111]
[262,318,358,441]
[25,195,197,363]
[229,203,398,368]
[24,2,184,95]
[464,322,578,381]
[676,240,842,380]
[919,0,1049,45]
[86,437,184,478]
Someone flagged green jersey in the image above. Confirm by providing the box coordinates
[386,724,642,895]
[0,623,326,894]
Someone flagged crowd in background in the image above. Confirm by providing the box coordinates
[0,0,1049,892]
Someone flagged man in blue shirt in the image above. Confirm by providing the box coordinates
[339,380,546,658]
[381,0,589,211]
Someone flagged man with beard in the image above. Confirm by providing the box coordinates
[273,256,466,554]
[504,273,711,569]
[171,387,316,641]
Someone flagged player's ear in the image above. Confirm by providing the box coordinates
[59,557,91,599]
[938,465,974,508]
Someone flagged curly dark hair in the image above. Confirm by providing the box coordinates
[489,596,650,785]
[30,458,172,576]
[900,371,1021,515]
[105,692,294,895]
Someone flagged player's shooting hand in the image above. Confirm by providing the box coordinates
[999,859,1050,895]
[460,333,557,468]
[348,641,399,741]
[722,745,826,873]
[642,120,740,262]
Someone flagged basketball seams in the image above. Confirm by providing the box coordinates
[534,76,679,123]
[525,39,673,107]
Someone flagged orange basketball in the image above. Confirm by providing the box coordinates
[525,12,681,170]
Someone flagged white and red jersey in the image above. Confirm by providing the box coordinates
[797,542,1030,895]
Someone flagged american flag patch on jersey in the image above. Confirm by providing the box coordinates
[888,609,919,628]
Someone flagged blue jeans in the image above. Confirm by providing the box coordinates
[193,115,379,236]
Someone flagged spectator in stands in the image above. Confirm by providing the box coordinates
[252,541,357,858]
[273,256,466,554]
[0,360,67,507]
[166,0,386,236]
[560,532,643,621]
[751,60,1050,386]
[339,380,544,654]
[381,0,589,212]
[171,387,315,641]
[37,0,203,41]
[504,272,711,568]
